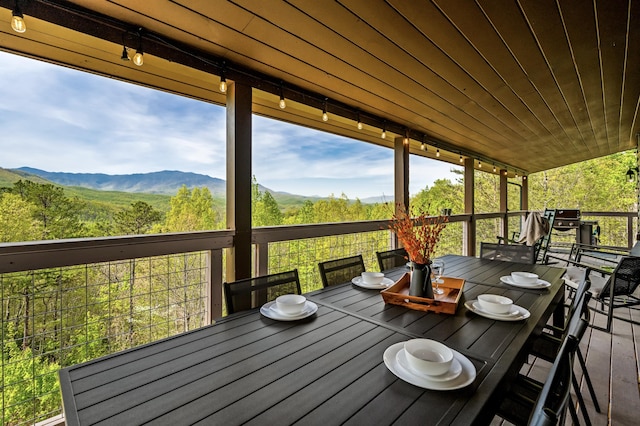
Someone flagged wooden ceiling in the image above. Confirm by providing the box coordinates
[1,0,639,175]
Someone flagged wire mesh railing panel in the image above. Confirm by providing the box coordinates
[267,229,391,293]
[0,251,209,425]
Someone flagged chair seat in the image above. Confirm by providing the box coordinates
[564,265,607,298]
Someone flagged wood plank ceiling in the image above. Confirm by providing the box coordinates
[1,0,639,175]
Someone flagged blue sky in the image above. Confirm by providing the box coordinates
[0,51,460,199]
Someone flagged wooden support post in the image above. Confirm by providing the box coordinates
[499,169,508,242]
[226,82,253,282]
[394,136,410,248]
[464,158,475,256]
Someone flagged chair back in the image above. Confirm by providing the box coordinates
[376,248,408,271]
[223,269,301,314]
[599,255,640,300]
[318,255,366,287]
[528,334,578,426]
[480,242,535,264]
[534,208,556,263]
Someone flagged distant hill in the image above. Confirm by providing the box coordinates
[16,167,228,196]
[9,167,327,209]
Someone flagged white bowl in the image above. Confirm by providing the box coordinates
[403,339,453,376]
[511,271,538,285]
[361,272,384,285]
[477,294,513,315]
[275,294,306,315]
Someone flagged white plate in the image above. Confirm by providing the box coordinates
[383,342,476,390]
[464,300,530,321]
[260,300,318,321]
[396,350,463,382]
[500,275,551,289]
[472,301,520,317]
[351,276,394,289]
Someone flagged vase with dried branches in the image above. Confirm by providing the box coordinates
[389,204,448,297]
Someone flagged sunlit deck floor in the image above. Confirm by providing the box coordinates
[493,293,640,425]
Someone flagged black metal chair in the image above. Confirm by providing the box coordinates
[480,242,535,264]
[318,255,366,288]
[223,269,301,314]
[564,255,640,332]
[495,292,588,425]
[376,247,408,271]
[528,270,600,423]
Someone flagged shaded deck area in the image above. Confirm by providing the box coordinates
[493,293,640,425]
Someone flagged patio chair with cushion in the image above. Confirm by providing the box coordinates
[318,254,366,287]
[376,247,408,271]
[564,255,640,332]
[223,269,301,314]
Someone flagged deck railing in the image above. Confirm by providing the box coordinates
[0,210,636,425]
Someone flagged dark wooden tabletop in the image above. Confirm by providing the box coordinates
[59,255,565,426]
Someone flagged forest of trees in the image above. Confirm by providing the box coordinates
[0,149,637,424]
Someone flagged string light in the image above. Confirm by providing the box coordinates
[436,148,440,157]
[132,30,144,66]
[322,99,329,121]
[381,121,386,139]
[356,112,363,130]
[219,72,227,93]
[279,84,286,109]
[478,160,482,168]
[459,154,463,163]
[421,142,426,150]
[403,129,409,145]
[11,1,26,33]
[493,164,496,173]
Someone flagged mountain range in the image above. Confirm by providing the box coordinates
[4,167,388,204]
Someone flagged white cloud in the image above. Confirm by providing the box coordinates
[0,51,459,198]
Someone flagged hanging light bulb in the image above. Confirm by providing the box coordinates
[523,175,527,181]
[381,121,386,139]
[322,99,329,121]
[436,148,440,157]
[11,1,26,33]
[493,164,496,173]
[515,172,519,178]
[459,154,463,163]
[403,129,409,145]
[421,142,426,151]
[421,136,427,151]
[132,30,144,66]
[356,113,363,130]
[478,160,482,168]
[278,83,286,109]
[219,72,227,93]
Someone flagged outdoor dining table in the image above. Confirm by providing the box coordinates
[59,254,565,425]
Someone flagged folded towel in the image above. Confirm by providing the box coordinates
[517,211,550,246]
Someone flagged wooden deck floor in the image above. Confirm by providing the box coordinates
[493,295,640,425]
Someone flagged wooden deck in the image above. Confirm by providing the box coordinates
[493,294,640,425]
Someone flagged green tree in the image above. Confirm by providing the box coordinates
[252,177,283,226]
[11,180,86,239]
[0,193,41,242]
[114,201,162,235]
[163,186,219,232]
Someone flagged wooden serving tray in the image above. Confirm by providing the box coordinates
[381,273,465,314]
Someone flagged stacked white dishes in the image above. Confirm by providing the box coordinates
[500,271,551,289]
[476,294,513,315]
[383,339,476,390]
[465,293,530,321]
[352,272,394,289]
[260,294,318,320]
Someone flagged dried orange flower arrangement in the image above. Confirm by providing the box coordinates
[389,204,448,265]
